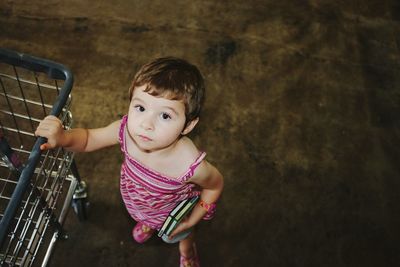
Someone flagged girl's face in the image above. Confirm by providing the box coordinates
[127,85,187,153]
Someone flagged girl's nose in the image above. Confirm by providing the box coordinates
[140,116,154,131]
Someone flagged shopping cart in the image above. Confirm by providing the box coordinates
[0,48,88,266]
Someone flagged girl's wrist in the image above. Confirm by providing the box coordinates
[58,131,68,147]
[199,199,216,213]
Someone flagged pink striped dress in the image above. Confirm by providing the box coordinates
[119,115,214,230]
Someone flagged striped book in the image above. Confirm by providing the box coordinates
[158,195,200,238]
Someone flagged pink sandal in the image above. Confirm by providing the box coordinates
[180,243,200,267]
[132,222,155,243]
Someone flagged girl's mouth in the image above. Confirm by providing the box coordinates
[138,135,152,142]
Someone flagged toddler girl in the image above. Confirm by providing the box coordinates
[35,57,224,267]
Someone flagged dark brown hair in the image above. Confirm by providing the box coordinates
[129,57,205,124]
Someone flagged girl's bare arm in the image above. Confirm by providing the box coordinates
[169,161,224,238]
[35,115,120,152]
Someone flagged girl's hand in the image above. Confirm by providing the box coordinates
[34,115,65,150]
[168,216,193,240]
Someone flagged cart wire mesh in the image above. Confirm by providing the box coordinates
[0,48,79,266]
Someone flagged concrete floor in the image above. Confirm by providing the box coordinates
[1,1,400,266]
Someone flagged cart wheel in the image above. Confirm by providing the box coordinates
[72,198,88,221]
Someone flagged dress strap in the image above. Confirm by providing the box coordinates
[181,152,206,182]
[118,115,128,153]
[190,152,206,171]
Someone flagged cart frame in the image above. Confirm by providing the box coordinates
[0,48,87,266]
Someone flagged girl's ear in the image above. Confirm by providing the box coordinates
[182,117,199,135]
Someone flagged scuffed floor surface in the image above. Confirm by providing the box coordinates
[1,1,400,266]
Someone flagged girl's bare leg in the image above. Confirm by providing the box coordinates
[179,231,195,258]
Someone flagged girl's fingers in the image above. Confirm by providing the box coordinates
[44,115,61,122]
[35,116,63,137]
[35,126,51,137]
[35,116,62,151]
[169,222,187,239]
[40,143,50,151]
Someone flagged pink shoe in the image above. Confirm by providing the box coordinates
[180,243,200,267]
[132,222,155,243]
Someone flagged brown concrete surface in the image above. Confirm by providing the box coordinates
[1,1,400,266]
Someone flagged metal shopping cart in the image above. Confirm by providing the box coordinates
[0,48,88,266]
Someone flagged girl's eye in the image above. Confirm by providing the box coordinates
[160,112,171,120]
[134,105,145,112]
